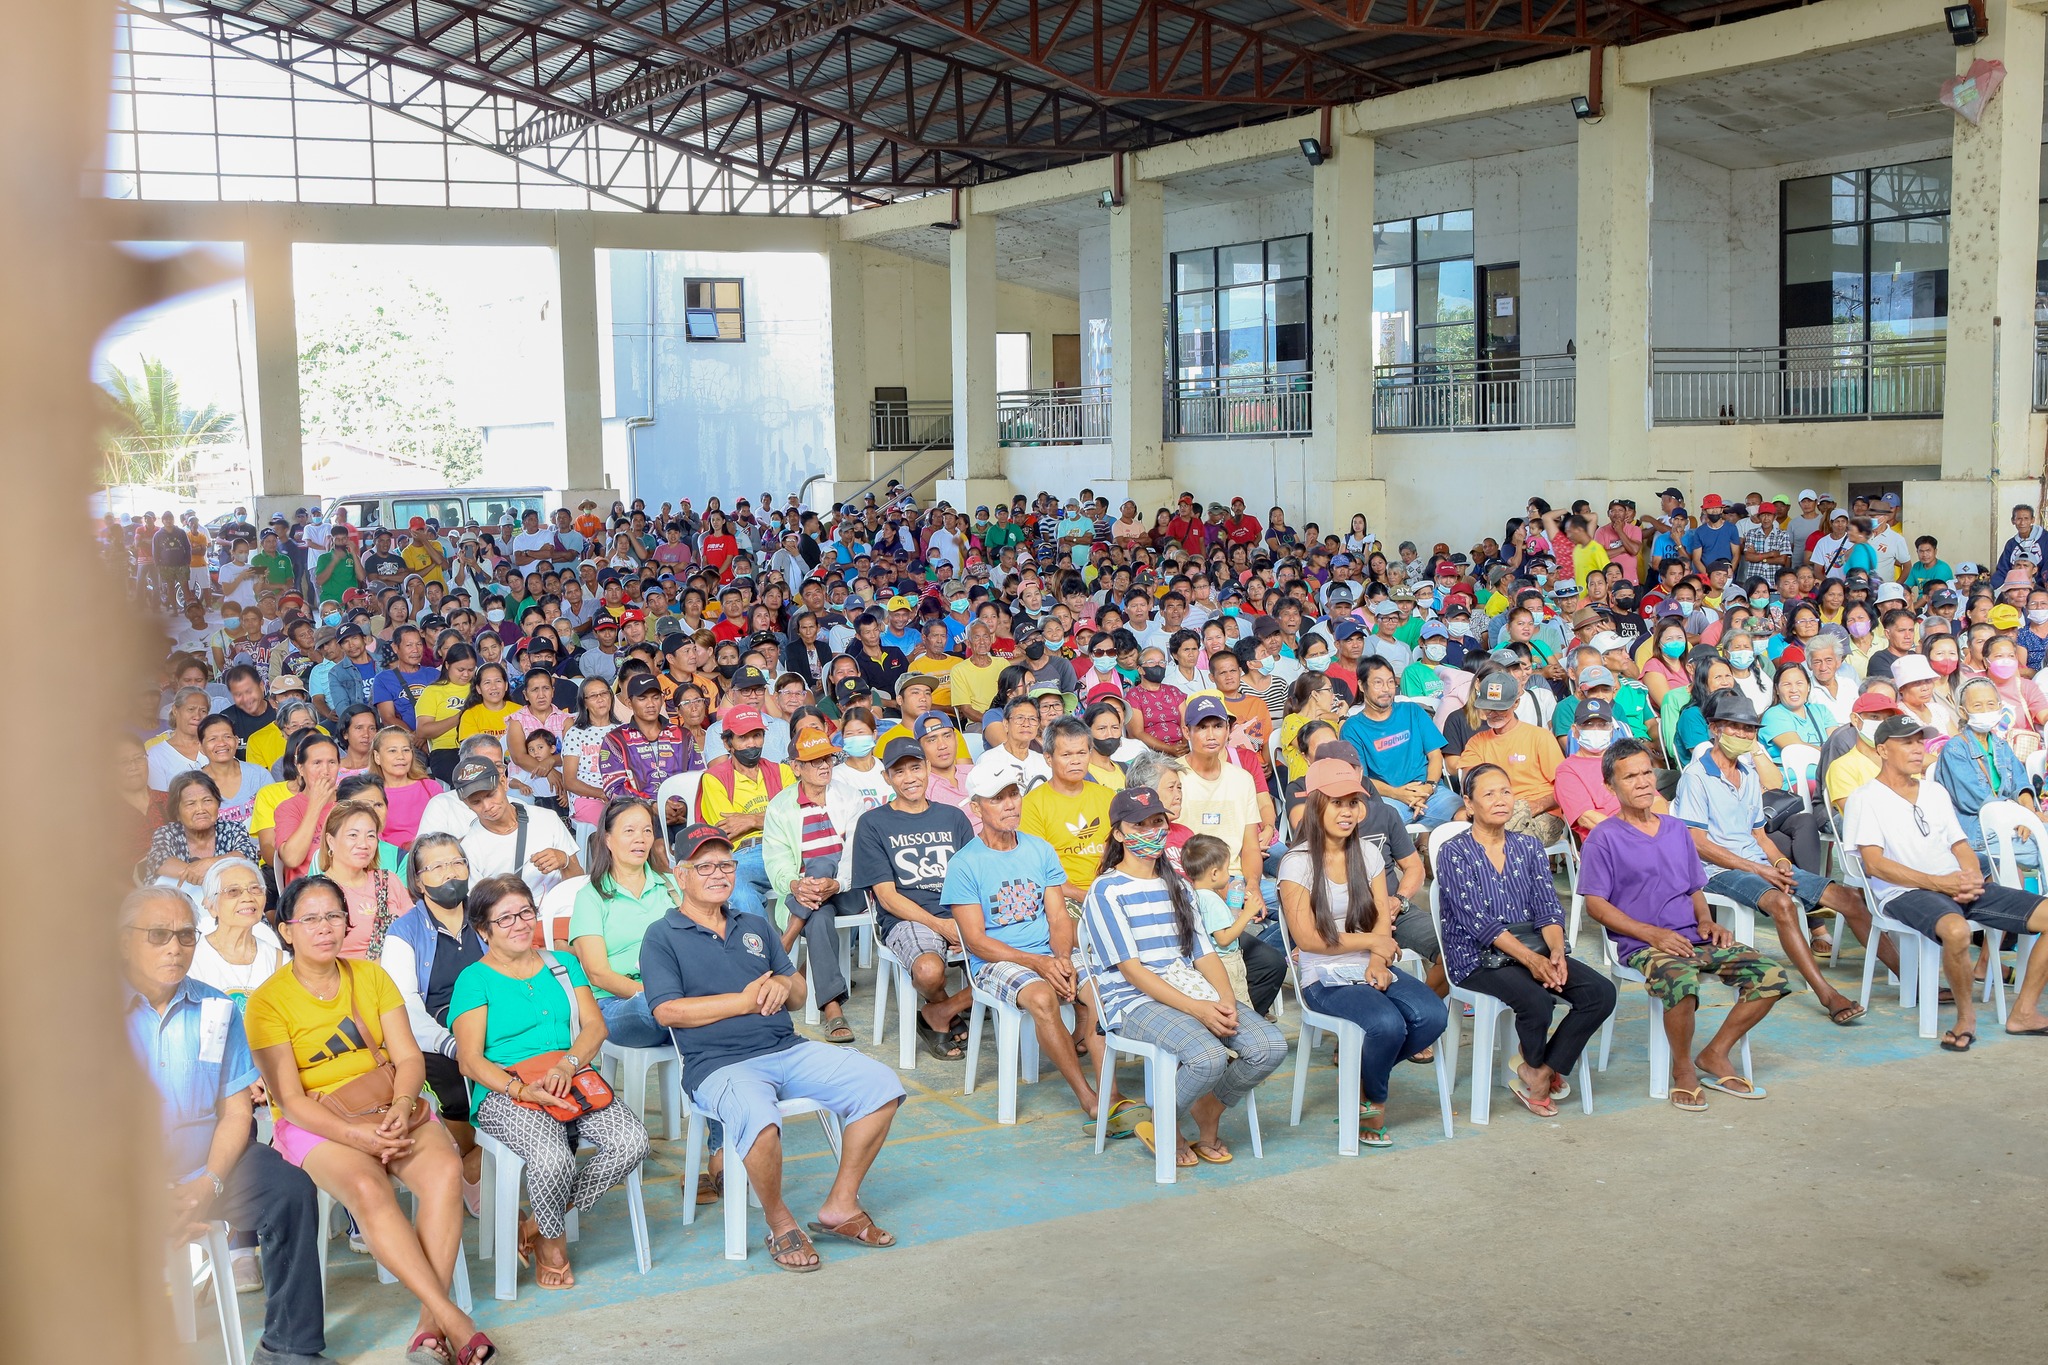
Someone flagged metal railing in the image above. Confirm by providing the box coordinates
[869,399,952,450]
[996,385,1110,445]
[1168,372,1313,438]
[1651,338,1946,424]
[1371,354,1575,431]
[2035,328,2048,411]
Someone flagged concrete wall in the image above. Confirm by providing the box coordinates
[858,250,1078,401]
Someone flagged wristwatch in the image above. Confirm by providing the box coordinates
[204,1171,224,1198]
[562,1053,581,1072]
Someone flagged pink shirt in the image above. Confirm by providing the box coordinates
[381,778,444,849]
[1553,752,1617,833]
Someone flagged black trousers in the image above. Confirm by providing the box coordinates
[215,1140,327,1358]
[1241,931,1286,1018]
[1766,809,1826,878]
[1459,957,1618,1080]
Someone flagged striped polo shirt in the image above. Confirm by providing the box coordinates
[1080,869,1211,1030]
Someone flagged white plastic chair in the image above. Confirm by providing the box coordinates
[168,1221,246,1365]
[678,1092,844,1260]
[965,731,986,761]
[1078,917,1262,1184]
[873,934,963,1071]
[793,903,877,1026]
[1703,890,1755,948]
[1843,846,1995,1039]
[1542,830,1587,947]
[1778,743,1821,814]
[961,974,1074,1125]
[1591,920,1753,1099]
[1978,799,2043,1023]
[1426,871,1603,1125]
[654,770,704,848]
[599,1039,685,1141]
[315,1183,473,1312]
[473,1119,652,1300]
[540,873,590,951]
[1277,907,1454,1151]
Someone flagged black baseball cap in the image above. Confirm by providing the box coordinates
[1873,715,1937,745]
[881,736,924,768]
[672,823,734,860]
[1107,786,1166,825]
[452,756,501,798]
[624,673,663,699]
[729,666,771,692]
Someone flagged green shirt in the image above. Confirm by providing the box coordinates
[1902,558,1953,589]
[448,952,588,1067]
[314,548,359,597]
[252,550,295,586]
[981,523,1024,553]
[565,873,676,998]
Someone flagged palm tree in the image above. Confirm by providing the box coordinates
[98,357,238,493]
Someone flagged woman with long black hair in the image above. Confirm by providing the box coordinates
[1079,786,1286,1170]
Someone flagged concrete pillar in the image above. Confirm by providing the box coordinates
[241,231,303,503]
[554,213,610,504]
[938,209,1007,510]
[1311,125,1385,527]
[1573,48,1654,483]
[1107,175,1171,507]
[827,240,872,502]
[1940,0,2046,485]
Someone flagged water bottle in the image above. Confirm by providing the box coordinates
[1226,875,1246,910]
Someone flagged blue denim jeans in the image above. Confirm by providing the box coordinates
[729,840,771,919]
[1302,966,1449,1105]
[598,994,722,1146]
[1380,782,1466,830]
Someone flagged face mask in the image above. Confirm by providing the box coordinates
[1124,826,1169,859]
[1660,638,1686,660]
[1423,642,1447,663]
[2029,610,2048,626]
[841,734,876,758]
[1717,733,1755,758]
[950,598,969,613]
[1532,574,1548,588]
[1847,619,1870,638]
[1024,641,1047,662]
[221,617,241,632]
[424,878,469,909]
[1140,665,1166,684]
[1577,727,1612,753]
[1988,656,2020,680]
[1931,656,1958,676]
[1449,620,1470,637]
[322,611,342,627]
[1967,709,2002,734]
[1860,720,1884,744]
[1223,605,1240,617]
[486,608,505,623]
[1728,649,1754,670]
[1746,503,1761,516]
[730,744,765,766]
[1091,735,1121,758]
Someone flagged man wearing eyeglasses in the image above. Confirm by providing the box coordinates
[1844,714,2048,1051]
[642,825,906,1271]
[122,886,335,1364]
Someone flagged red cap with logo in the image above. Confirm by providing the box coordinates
[722,705,766,737]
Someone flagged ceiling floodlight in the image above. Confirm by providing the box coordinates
[1299,137,1325,166]
[1945,2,1986,44]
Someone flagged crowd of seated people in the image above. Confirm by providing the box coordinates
[119,484,2048,1351]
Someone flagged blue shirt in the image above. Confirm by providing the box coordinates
[1339,704,1446,789]
[370,666,437,728]
[1684,520,1740,566]
[1671,750,1769,863]
[127,977,260,1183]
[639,909,799,1096]
[1433,829,1564,984]
[1080,870,1210,1030]
[940,833,1065,971]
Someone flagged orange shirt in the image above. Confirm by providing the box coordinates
[1459,719,1563,808]
[575,513,603,540]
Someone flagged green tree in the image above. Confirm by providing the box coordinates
[97,356,238,492]
[298,265,484,486]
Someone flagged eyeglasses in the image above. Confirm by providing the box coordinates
[129,926,199,948]
[291,911,350,930]
[1912,805,1930,837]
[489,906,540,930]
[687,859,739,876]
[417,858,468,878]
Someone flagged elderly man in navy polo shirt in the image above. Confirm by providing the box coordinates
[123,886,333,1365]
[642,824,905,1271]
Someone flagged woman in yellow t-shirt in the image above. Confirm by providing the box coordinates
[456,663,521,745]
[412,644,477,784]
[246,874,489,1363]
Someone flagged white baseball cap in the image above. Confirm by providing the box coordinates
[1873,582,1908,605]
[1796,488,1818,504]
[1590,631,1630,654]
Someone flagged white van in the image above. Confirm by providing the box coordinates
[323,486,561,532]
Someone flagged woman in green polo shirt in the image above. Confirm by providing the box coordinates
[451,874,646,1292]
[566,798,677,1048]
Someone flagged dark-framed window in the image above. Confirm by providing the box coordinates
[1372,211,1474,369]
[1170,236,1310,384]
[1781,160,1949,349]
[683,278,744,342]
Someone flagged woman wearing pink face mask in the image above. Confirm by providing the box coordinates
[1982,636,2048,753]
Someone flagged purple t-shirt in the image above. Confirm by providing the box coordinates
[1576,813,1707,962]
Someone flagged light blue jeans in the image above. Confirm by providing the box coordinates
[1381,782,1466,830]
[729,841,771,919]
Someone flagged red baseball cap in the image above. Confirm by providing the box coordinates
[408,516,427,530]
[1851,692,1902,716]
[1700,494,1724,510]
[722,705,766,737]
[615,607,646,625]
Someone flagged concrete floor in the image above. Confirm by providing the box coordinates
[196,935,2048,1364]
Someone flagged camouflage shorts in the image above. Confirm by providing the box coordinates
[1624,944,1796,1008]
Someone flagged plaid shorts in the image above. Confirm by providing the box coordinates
[884,920,951,965]
[970,959,1045,1006]
[1625,943,1797,1008]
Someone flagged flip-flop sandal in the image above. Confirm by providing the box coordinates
[455,1333,497,1365]
[406,1331,453,1365]
[1404,1048,1435,1064]
[1940,1029,1977,1052]
[915,1018,964,1060]
[1131,1120,1196,1165]
[693,1170,724,1205]
[765,1226,822,1272]
[1510,1053,1569,1100]
[1829,1003,1867,1026]
[1698,1074,1767,1100]
[1088,1097,1146,1140]
[1190,1141,1233,1164]
[1669,1087,1709,1112]
[514,1216,538,1268]
[533,1249,576,1289]
[1508,1076,1559,1118]
[806,1210,897,1248]
[822,1017,856,1044]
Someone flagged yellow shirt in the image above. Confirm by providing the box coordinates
[1571,538,1611,589]
[245,959,404,1114]
[412,682,469,751]
[876,721,972,767]
[1020,780,1115,894]
[697,761,793,848]
[908,653,960,706]
[1826,746,1881,810]
[950,657,1007,715]
[400,542,445,585]
[456,700,522,743]
[248,781,294,839]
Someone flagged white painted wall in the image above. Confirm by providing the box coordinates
[858,252,1079,402]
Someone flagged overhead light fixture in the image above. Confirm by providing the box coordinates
[1944,2,1985,44]
[1298,137,1325,166]
[1098,188,1118,208]
[1570,94,1598,121]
